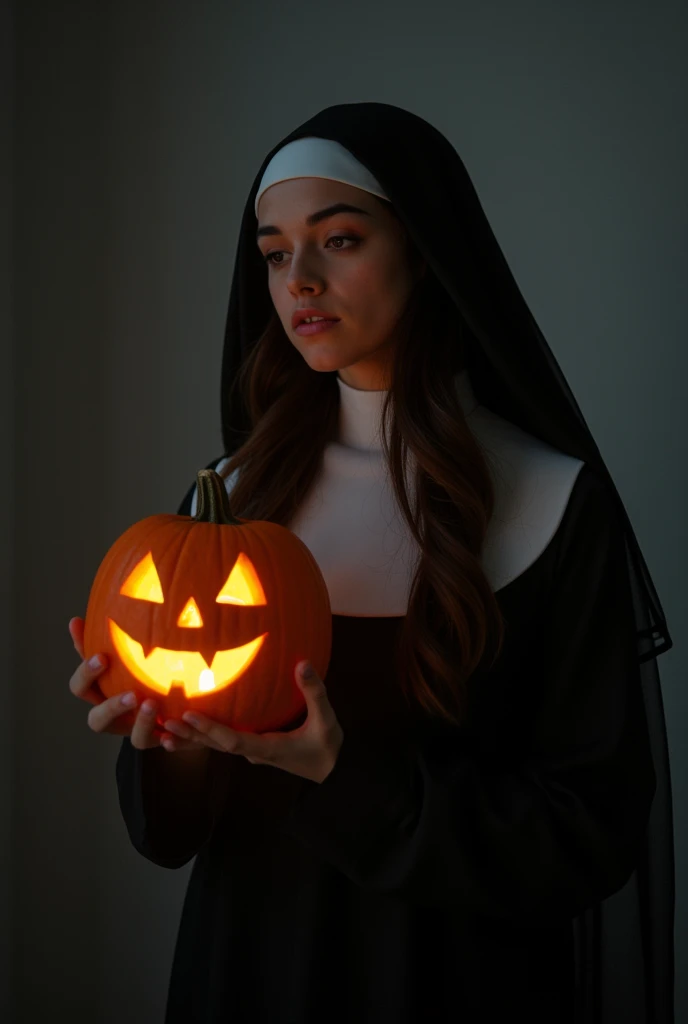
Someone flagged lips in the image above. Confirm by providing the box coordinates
[292,309,340,328]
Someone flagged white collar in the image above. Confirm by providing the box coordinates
[336,369,480,451]
[204,370,586,613]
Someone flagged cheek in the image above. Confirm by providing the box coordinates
[355,263,412,325]
[341,261,390,314]
[358,246,412,297]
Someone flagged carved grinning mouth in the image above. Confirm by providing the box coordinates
[108,618,268,696]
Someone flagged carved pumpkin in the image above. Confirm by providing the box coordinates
[83,469,332,733]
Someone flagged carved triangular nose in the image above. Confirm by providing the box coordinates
[177,597,204,628]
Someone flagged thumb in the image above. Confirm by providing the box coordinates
[296,661,336,719]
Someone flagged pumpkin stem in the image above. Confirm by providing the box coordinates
[193,469,243,526]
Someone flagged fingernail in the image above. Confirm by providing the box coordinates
[142,700,156,714]
[89,654,104,669]
[120,692,136,707]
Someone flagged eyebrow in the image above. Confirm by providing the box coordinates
[256,202,373,241]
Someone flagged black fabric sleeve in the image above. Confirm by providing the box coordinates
[115,741,215,869]
[114,455,229,869]
[284,468,657,923]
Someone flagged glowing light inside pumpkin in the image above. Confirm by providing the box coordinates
[216,551,267,606]
[110,549,270,696]
[120,550,268,608]
[199,668,215,693]
[120,551,164,603]
[177,597,203,627]
[108,618,268,695]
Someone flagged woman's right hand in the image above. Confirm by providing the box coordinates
[68,616,201,752]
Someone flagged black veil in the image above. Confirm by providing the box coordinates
[217,102,674,1023]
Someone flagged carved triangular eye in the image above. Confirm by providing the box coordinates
[120,552,164,603]
[216,552,267,606]
[177,597,203,628]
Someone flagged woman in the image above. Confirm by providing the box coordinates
[76,102,674,1023]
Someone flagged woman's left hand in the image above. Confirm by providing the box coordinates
[163,661,344,784]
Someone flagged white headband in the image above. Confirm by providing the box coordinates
[254,136,390,218]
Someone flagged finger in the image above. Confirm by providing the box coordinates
[87,690,142,734]
[69,617,85,660]
[180,713,246,755]
[130,699,162,750]
[297,664,336,724]
[69,652,109,703]
[162,717,192,738]
[166,716,237,754]
[159,720,229,752]
[162,737,224,753]
[159,736,203,752]
[181,713,282,760]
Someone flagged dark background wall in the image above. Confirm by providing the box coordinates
[3,1,685,1021]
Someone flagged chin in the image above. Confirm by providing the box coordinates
[303,353,347,373]
[293,341,346,369]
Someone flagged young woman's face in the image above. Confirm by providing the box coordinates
[256,178,425,390]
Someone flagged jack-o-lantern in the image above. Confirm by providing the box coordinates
[83,469,332,733]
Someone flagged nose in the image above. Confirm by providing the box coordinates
[286,250,327,293]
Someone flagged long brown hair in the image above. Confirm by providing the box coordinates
[218,214,506,728]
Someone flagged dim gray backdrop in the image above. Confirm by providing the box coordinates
[1,0,685,1021]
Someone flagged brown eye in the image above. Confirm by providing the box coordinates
[262,235,360,267]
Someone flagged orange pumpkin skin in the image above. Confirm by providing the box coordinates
[83,470,332,734]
